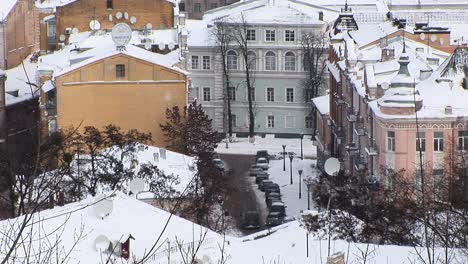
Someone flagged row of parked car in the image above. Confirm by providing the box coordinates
[243,151,286,229]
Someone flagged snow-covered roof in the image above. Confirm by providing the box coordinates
[349,23,399,48]
[36,0,177,9]
[0,0,18,20]
[312,94,329,115]
[4,56,39,106]
[37,30,185,78]
[0,192,223,263]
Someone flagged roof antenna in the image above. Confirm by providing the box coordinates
[345,0,348,11]
[402,29,406,54]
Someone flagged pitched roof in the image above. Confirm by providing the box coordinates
[0,0,18,20]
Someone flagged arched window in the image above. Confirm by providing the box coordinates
[284,51,296,71]
[227,50,238,70]
[265,51,276,71]
[247,51,257,70]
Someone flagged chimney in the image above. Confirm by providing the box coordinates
[445,105,453,115]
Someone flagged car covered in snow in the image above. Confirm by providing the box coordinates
[241,211,260,229]
[256,157,269,170]
[266,212,284,227]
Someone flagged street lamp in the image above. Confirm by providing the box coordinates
[304,176,314,210]
[300,134,304,160]
[282,144,286,171]
[288,152,294,185]
[298,169,303,199]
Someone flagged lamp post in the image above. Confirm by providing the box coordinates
[298,169,303,199]
[304,176,314,210]
[288,152,294,184]
[300,134,304,160]
[282,144,286,171]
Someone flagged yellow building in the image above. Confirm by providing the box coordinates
[47,44,188,147]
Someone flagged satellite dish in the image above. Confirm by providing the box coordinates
[144,42,152,50]
[124,12,129,20]
[59,34,66,42]
[430,35,437,42]
[130,16,137,24]
[439,38,444,45]
[71,28,79,34]
[89,20,101,30]
[93,195,114,219]
[116,12,123,19]
[109,14,113,21]
[324,157,340,176]
[158,42,165,50]
[94,235,110,251]
[419,33,425,40]
[146,23,153,30]
[111,23,133,47]
[129,178,145,194]
[168,42,175,50]
[381,82,390,89]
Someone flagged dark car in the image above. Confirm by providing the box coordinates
[241,211,260,229]
[255,172,269,184]
[212,152,221,160]
[266,212,284,227]
[256,150,269,163]
[264,183,280,196]
[265,192,281,206]
[270,202,286,217]
[259,180,274,191]
[248,167,264,177]
[213,159,225,171]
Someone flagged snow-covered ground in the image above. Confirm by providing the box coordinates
[216,135,317,158]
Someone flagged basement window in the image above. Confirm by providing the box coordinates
[116,64,125,78]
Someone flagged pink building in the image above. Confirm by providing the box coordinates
[317,19,468,195]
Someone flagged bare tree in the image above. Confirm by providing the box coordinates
[231,14,256,140]
[211,19,235,137]
[301,31,328,138]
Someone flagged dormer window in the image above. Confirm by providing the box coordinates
[107,0,113,9]
[116,64,125,77]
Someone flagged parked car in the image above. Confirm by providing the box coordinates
[266,194,282,209]
[266,212,284,227]
[270,202,286,217]
[248,167,264,177]
[264,183,280,196]
[256,157,269,170]
[259,180,274,191]
[255,171,269,184]
[212,152,221,160]
[213,159,225,171]
[241,211,260,229]
[265,191,281,205]
[256,150,269,163]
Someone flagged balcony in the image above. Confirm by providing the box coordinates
[354,126,367,137]
[346,142,359,152]
[365,140,379,156]
[331,124,345,139]
[346,112,358,122]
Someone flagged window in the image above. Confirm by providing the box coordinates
[265,29,276,41]
[415,169,422,191]
[303,53,310,71]
[192,86,199,100]
[230,114,237,127]
[305,115,313,128]
[202,56,211,70]
[285,30,295,42]
[285,116,294,128]
[247,87,255,101]
[47,20,56,37]
[284,51,296,71]
[228,86,236,101]
[227,50,238,70]
[179,3,186,12]
[210,3,218,9]
[247,29,256,41]
[267,115,275,128]
[433,132,444,152]
[416,132,426,152]
[106,0,113,9]
[247,51,256,70]
[194,3,202,13]
[387,131,395,152]
[203,87,211,101]
[286,88,294,102]
[191,56,199,69]
[458,131,468,151]
[116,64,125,77]
[265,51,276,71]
[267,87,274,102]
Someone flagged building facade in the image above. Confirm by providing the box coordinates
[178,0,239,20]
[186,0,335,137]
